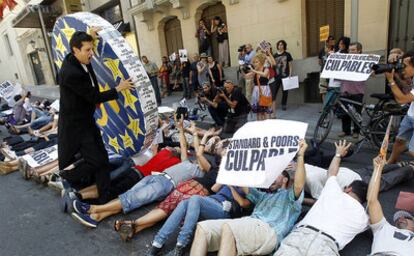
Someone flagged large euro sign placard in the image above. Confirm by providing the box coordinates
[217,120,308,188]
[51,12,158,157]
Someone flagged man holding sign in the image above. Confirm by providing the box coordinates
[190,141,307,256]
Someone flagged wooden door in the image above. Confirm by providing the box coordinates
[389,0,414,51]
[164,17,183,56]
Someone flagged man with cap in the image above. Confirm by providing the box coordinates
[367,155,414,255]
[275,140,369,256]
[217,80,250,133]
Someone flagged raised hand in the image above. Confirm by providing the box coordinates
[297,139,308,157]
[335,140,352,157]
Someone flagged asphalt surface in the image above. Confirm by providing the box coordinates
[0,93,413,256]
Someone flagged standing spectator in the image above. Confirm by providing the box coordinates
[218,80,251,133]
[142,56,161,105]
[189,53,200,94]
[172,53,182,91]
[159,56,172,97]
[242,44,256,65]
[367,156,414,256]
[318,36,335,106]
[275,140,369,256]
[250,53,272,120]
[273,40,293,111]
[199,82,228,127]
[327,37,350,95]
[238,44,256,100]
[211,16,229,67]
[180,60,191,99]
[339,42,365,138]
[207,56,223,87]
[197,53,210,87]
[195,19,211,56]
[264,46,277,118]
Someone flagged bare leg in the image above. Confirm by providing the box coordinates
[91,209,120,222]
[272,101,277,118]
[134,208,168,234]
[89,199,123,218]
[218,224,237,256]
[190,225,209,256]
[388,138,407,164]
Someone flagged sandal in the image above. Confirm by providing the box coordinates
[114,220,137,242]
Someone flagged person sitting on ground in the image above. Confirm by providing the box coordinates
[217,80,251,133]
[366,155,414,255]
[275,140,369,256]
[190,140,307,256]
[198,81,228,128]
[70,119,213,228]
[113,131,227,242]
[148,183,250,256]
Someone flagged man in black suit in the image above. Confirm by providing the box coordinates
[58,30,133,207]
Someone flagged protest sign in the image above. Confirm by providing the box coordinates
[259,40,271,52]
[319,25,329,42]
[169,52,176,62]
[282,76,299,91]
[179,49,188,62]
[217,119,308,188]
[50,99,60,112]
[320,53,380,81]
[22,145,58,168]
[0,81,22,107]
[51,12,158,157]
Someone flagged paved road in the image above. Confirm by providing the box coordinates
[1,92,412,256]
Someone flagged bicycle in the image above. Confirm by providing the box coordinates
[313,87,407,151]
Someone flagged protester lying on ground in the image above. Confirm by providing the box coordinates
[275,140,369,256]
[112,136,227,241]
[0,134,58,160]
[8,107,57,135]
[304,157,414,204]
[70,120,214,228]
[190,140,307,256]
[60,146,182,210]
[148,183,250,256]
[367,155,414,255]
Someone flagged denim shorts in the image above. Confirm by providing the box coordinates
[397,115,414,151]
[119,175,174,213]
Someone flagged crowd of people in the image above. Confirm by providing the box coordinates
[0,25,414,256]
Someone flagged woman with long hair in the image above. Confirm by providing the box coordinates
[250,53,272,120]
[207,56,223,87]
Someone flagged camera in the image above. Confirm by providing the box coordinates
[217,87,224,93]
[238,45,246,52]
[240,64,251,73]
[372,58,405,74]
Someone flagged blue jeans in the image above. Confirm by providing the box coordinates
[149,76,162,105]
[30,108,52,129]
[153,195,230,247]
[109,158,134,180]
[119,175,174,213]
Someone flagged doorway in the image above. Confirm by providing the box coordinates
[29,51,45,85]
[201,2,228,63]
[388,0,414,52]
[164,17,183,56]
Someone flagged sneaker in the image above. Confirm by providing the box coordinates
[282,105,287,111]
[61,190,77,213]
[173,245,186,256]
[48,180,64,192]
[146,245,162,256]
[71,212,98,228]
[73,200,90,215]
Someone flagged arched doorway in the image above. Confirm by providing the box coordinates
[164,17,183,56]
[201,2,228,64]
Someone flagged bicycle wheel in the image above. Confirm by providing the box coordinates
[370,113,403,150]
[313,109,334,145]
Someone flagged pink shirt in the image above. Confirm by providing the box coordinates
[340,80,365,95]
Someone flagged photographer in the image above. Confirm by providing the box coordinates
[198,82,228,127]
[385,50,414,163]
[218,80,251,133]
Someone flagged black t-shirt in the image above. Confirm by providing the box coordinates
[227,87,250,116]
[193,155,220,194]
[216,23,228,43]
[181,61,191,78]
[273,51,293,78]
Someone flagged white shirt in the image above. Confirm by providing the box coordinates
[305,164,362,199]
[298,176,369,249]
[23,98,33,112]
[81,64,96,87]
[370,218,414,255]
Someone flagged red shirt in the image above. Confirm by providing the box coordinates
[134,148,181,176]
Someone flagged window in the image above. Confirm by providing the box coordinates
[3,33,13,56]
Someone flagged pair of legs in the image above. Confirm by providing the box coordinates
[340,94,363,136]
[388,114,414,164]
[208,102,228,127]
[149,76,162,105]
[223,114,248,134]
[218,40,229,67]
[191,217,277,256]
[274,78,289,110]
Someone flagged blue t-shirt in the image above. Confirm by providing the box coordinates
[210,185,244,203]
[247,187,304,244]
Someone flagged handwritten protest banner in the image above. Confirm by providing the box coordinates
[217,119,308,188]
[179,49,188,62]
[320,53,380,81]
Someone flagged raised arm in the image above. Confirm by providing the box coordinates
[188,122,212,172]
[294,140,307,198]
[328,140,352,177]
[386,70,414,104]
[229,186,251,208]
[176,114,188,161]
[367,155,386,224]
